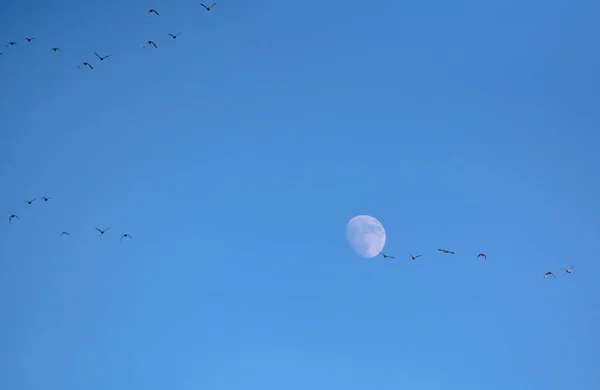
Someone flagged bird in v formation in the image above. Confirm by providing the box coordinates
[2,5,216,67]
[4,197,578,274]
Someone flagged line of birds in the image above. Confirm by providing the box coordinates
[1,4,218,66]
[378,250,575,279]
[8,197,133,242]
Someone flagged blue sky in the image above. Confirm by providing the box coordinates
[1,0,599,389]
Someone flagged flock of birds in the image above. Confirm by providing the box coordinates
[8,197,133,242]
[0,4,218,64]
[377,251,575,280]
[1,4,578,281]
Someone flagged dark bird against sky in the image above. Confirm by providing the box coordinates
[50,47,60,52]
[200,3,216,11]
[380,252,394,259]
[6,41,17,47]
[95,53,111,61]
[121,233,132,241]
[78,62,93,70]
[561,267,575,274]
[144,40,158,49]
[477,253,487,260]
[9,214,18,222]
[60,232,69,237]
[409,254,422,260]
[148,9,160,16]
[167,33,181,39]
[42,197,51,201]
[95,228,110,234]
[438,248,455,254]
[544,271,556,279]
[24,199,36,205]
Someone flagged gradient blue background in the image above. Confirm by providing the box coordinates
[1,1,599,389]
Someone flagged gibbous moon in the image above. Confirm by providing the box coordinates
[346,215,387,258]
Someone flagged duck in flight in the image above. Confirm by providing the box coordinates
[120,233,132,241]
[50,47,60,52]
[78,62,93,70]
[409,254,422,260]
[9,214,18,222]
[144,40,158,48]
[95,228,110,235]
[6,41,16,47]
[95,53,111,61]
[200,3,216,11]
[60,232,70,237]
[24,37,35,42]
[561,266,575,274]
[167,33,181,39]
[477,253,487,260]
[42,196,51,201]
[380,252,394,259]
[543,271,556,279]
[438,248,455,254]
[24,199,36,205]
[148,9,160,16]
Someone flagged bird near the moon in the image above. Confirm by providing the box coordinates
[346,215,387,258]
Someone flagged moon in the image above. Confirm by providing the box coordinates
[346,215,387,258]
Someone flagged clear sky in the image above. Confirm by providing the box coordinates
[1,0,599,389]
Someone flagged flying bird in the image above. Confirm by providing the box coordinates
[561,266,575,274]
[477,253,487,260]
[120,233,132,241]
[50,47,60,52]
[200,2,216,11]
[9,214,18,222]
[78,62,93,70]
[438,248,455,254]
[409,254,422,260]
[24,199,36,205]
[380,252,394,259]
[543,271,556,279]
[95,53,111,61]
[144,40,158,48]
[6,41,17,47]
[60,232,70,237]
[95,228,110,235]
[24,37,35,42]
[42,196,51,201]
[148,9,160,16]
[167,33,181,39]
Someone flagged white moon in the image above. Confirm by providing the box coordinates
[346,215,387,258]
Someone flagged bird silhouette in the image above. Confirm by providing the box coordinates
[24,199,36,205]
[94,53,111,61]
[95,228,110,235]
[543,271,556,279]
[200,3,216,11]
[148,9,160,16]
[24,37,35,42]
[561,266,575,274]
[50,47,61,53]
[42,196,51,201]
[6,41,17,47]
[144,40,158,48]
[120,233,132,241]
[78,62,93,70]
[380,252,394,259]
[60,232,70,237]
[477,253,487,260]
[8,214,18,222]
[409,254,422,260]
[438,248,455,254]
[167,33,181,39]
